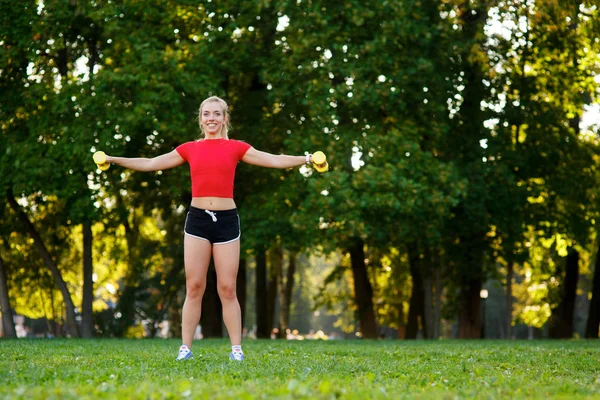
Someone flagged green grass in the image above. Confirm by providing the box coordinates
[0,339,599,399]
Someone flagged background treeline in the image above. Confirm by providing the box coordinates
[1,0,600,340]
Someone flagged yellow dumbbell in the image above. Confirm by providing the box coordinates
[312,151,329,173]
[93,151,110,171]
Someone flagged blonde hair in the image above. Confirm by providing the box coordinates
[198,96,231,139]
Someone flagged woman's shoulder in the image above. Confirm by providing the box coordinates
[188,138,251,148]
[228,138,251,147]
[176,140,198,149]
[178,139,200,145]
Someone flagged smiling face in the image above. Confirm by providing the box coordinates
[200,99,229,138]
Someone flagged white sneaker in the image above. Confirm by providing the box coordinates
[176,345,193,361]
[230,351,244,361]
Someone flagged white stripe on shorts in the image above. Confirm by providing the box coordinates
[184,232,211,242]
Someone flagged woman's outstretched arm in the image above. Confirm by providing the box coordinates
[106,150,185,172]
[242,147,310,169]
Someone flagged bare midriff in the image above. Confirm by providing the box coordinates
[191,196,236,211]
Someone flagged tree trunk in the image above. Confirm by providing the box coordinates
[458,278,482,339]
[0,253,17,338]
[405,265,424,339]
[548,249,579,339]
[433,253,442,339]
[200,265,222,337]
[585,242,600,338]
[433,269,441,338]
[422,277,434,339]
[506,261,514,339]
[81,221,94,338]
[237,257,247,329]
[80,13,99,339]
[255,247,270,338]
[267,245,282,335]
[348,238,378,339]
[453,1,489,340]
[114,202,138,336]
[46,284,57,335]
[406,248,426,339]
[421,248,434,339]
[7,191,80,337]
[279,251,297,339]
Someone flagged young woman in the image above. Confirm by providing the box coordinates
[104,96,313,361]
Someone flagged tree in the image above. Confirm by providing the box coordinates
[0,253,16,338]
[548,249,580,338]
[278,250,297,339]
[586,243,600,338]
[489,0,600,338]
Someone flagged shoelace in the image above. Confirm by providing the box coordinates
[205,210,217,222]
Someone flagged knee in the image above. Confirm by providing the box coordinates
[217,283,237,301]
[186,280,206,299]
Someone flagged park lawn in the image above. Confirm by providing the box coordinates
[0,339,598,399]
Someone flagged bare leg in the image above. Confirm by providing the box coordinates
[213,239,242,346]
[182,235,212,347]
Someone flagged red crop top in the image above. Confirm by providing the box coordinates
[176,139,251,198]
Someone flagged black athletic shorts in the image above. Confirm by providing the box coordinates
[184,206,240,245]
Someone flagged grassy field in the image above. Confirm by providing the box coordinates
[0,338,599,399]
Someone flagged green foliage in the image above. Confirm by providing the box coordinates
[2,0,600,338]
[0,339,599,399]
[267,0,465,251]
